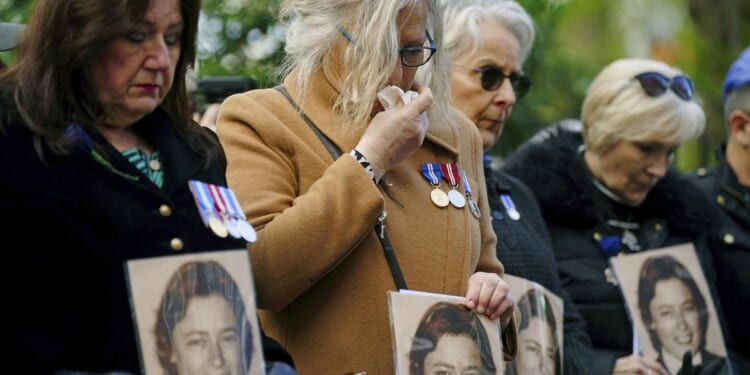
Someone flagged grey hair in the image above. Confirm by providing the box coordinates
[278,0,454,129]
[581,58,705,152]
[441,0,534,65]
[417,0,535,88]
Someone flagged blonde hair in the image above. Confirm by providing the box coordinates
[581,58,705,152]
[417,0,535,89]
[279,0,454,128]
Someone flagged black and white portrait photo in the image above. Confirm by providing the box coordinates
[126,249,263,375]
[503,274,564,375]
[610,243,730,375]
[388,290,503,375]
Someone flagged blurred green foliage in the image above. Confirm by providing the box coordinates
[2,0,749,171]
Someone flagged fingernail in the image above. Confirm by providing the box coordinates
[476,306,486,314]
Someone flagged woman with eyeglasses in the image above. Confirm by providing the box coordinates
[501,58,724,374]
[418,1,598,373]
[215,1,518,373]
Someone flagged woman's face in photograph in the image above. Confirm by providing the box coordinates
[649,277,703,358]
[423,333,484,375]
[516,316,556,375]
[171,295,244,375]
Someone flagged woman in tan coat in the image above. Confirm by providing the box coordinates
[217,1,517,373]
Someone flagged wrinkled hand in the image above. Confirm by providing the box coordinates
[464,272,514,328]
[612,354,669,375]
[355,86,433,181]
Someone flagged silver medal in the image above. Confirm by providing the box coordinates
[468,198,481,218]
[225,217,242,239]
[448,189,466,208]
[237,220,257,243]
[507,209,520,221]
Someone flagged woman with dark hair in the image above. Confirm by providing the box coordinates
[409,301,497,375]
[155,260,253,375]
[507,288,560,375]
[0,0,294,373]
[638,255,728,375]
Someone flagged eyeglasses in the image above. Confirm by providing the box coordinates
[398,30,436,67]
[634,72,694,101]
[338,26,437,68]
[454,64,531,99]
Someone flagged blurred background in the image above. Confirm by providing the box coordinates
[2,0,748,171]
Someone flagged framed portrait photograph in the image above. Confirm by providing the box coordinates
[125,249,264,375]
[610,243,731,375]
[388,290,503,375]
[503,274,564,375]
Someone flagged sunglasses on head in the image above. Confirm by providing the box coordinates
[634,72,694,101]
[455,65,532,99]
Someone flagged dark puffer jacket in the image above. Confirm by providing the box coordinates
[485,160,596,375]
[500,120,722,374]
[686,144,750,373]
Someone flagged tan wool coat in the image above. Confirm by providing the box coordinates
[217,68,517,374]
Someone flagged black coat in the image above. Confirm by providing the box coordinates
[485,160,596,375]
[0,105,293,373]
[500,120,721,374]
[686,144,750,373]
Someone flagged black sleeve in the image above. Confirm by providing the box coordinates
[258,315,296,368]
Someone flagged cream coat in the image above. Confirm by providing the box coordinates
[217,68,516,374]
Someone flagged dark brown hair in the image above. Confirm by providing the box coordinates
[154,260,254,374]
[409,301,496,375]
[638,255,709,353]
[0,0,219,164]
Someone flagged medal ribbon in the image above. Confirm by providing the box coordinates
[500,194,517,213]
[208,183,230,222]
[460,170,473,197]
[188,180,216,227]
[421,163,443,187]
[439,162,461,189]
[219,186,245,221]
[219,186,258,243]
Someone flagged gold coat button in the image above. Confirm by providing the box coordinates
[723,233,735,245]
[717,195,726,205]
[170,238,184,251]
[696,168,707,176]
[159,204,172,217]
[654,223,663,231]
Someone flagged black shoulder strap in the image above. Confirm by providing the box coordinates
[273,85,408,290]
[274,85,342,159]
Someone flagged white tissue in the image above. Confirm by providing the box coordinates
[377,85,419,110]
[376,85,428,128]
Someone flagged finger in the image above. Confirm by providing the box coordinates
[407,86,433,114]
[487,281,513,321]
[641,358,668,375]
[474,273,501,315]
[464,272,488,310]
